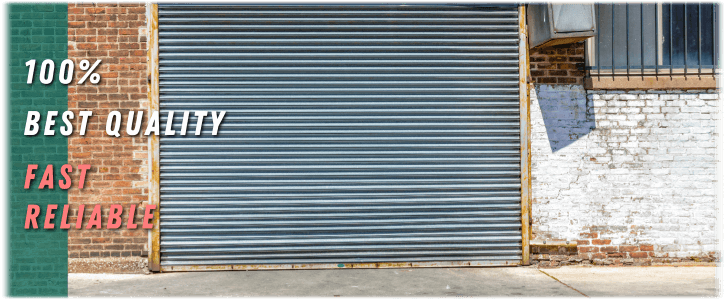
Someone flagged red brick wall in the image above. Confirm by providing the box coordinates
[532,234,717,267]
[529,42,586,85]
[67,3,149,267]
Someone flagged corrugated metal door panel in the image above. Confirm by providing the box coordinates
[157,4,522,267]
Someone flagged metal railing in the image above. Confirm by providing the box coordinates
[588,3,719,77]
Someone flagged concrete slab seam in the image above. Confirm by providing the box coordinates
[536,268,589,297]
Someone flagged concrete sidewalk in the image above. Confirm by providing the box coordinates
[68,265,719,297]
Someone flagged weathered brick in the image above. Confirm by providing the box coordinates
[68,21,85,28]
[531,84,718,264]
[601,246,618,253]
[578,246,599,253]
[85,7,105,14]
[68,3,148,267]
[530,42,585,85]
[639,245,655,251]
[591,253,607,259]
[629,252,650,258]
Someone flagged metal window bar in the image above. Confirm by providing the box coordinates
[626,4,630,77]
[589,3,718,77]
[655,4,658,75]
[597,4,601,76]
[670,3,673,76]
[699,4,702,75]
[640,1,657,75]
[684,4,688,75]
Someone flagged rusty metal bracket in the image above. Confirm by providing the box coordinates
[147,2,161,272]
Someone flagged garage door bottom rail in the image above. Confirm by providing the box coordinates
[160,259,522,272]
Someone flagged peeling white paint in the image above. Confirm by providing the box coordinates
[530,84,718,258]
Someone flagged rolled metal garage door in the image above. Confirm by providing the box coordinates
[157,4,523,270]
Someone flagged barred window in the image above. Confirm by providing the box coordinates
[587,3,719,77]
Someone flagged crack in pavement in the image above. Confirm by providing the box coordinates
[537,268,589,297]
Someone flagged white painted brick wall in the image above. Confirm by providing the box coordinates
[530,84,718,258]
